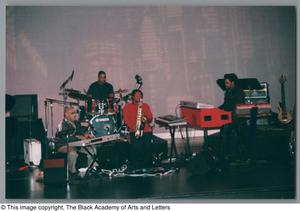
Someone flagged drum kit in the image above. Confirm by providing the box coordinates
[44,71,142,139]
[71,88,130,137]
[44,88,130,138]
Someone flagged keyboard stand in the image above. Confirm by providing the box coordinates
[168,126,178,164]
[155,119,190,164]
[82,146,101,178]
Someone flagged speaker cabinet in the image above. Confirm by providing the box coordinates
[6,117,19,162]
[96,136,168,169]
[10,94,38,121]
[43,158,67,185]
[187,152,211,176]
[97,142,130,169]
[150,135,168,160]
[252,126,291,162]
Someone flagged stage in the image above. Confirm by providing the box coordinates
[6,134,296,199]
[4,6,296,201]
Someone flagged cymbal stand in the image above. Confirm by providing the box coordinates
[44,98,55,138]
[44,100,48,137]
[62,88,69,109]
[50,102,54,138]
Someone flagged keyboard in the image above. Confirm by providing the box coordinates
[155,115,187,127]
[68,133,121,147]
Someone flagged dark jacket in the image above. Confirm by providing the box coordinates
[55,120,86,148]
[219,86,245,114]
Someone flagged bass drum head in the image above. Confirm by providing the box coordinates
[89,115,116,137]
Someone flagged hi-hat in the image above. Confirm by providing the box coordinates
[68,92,88,101]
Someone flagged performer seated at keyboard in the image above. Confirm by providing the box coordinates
[123,89,153,169]
[219,73,246,160]
[219,73,245,112]
[55,107,96,179]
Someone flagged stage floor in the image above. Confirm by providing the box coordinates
[6,135,296,200]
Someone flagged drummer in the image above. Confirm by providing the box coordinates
[87,70,114,101]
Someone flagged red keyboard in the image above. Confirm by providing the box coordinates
[180,106,232,129]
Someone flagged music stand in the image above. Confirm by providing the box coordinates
[216,78,262,91]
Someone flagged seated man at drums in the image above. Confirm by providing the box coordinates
[123,89,153,169]
[55,106,96,179]
[86,70,115,113]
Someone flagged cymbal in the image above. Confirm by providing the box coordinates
[45,98,79,106]
[114,89,128,94]
[113,98,121,103]
[64,88,81,94]
[68,92,88,101]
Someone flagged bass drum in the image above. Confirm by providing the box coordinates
[89,114,116,137]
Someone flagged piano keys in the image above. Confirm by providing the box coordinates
[68,133,122,147]
[155,115,187,127]
[235,103,272,117]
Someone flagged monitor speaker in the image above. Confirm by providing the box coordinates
[44,158,67,185]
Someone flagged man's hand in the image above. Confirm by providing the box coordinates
[84,133,93,139]
[142,116,147,123]
[78,133,93,140]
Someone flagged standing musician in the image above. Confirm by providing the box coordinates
[219,73,245,112]
[219,73,246,160]
[55,107,96,179]
[123,89,153,169]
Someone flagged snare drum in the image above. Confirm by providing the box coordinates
[89,114,116,137]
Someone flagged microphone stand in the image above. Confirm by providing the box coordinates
[59,70,74,110]
[44,100,48,137]
[58,70,74,184]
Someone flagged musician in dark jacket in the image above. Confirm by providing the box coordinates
[55,107,95,177]
[219,73,245,113]
[219,73,246,161]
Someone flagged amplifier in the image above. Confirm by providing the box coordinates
[243,82,270,104]
[10,94,38,121]
[236,103,272,116]
[43,158,67,185]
